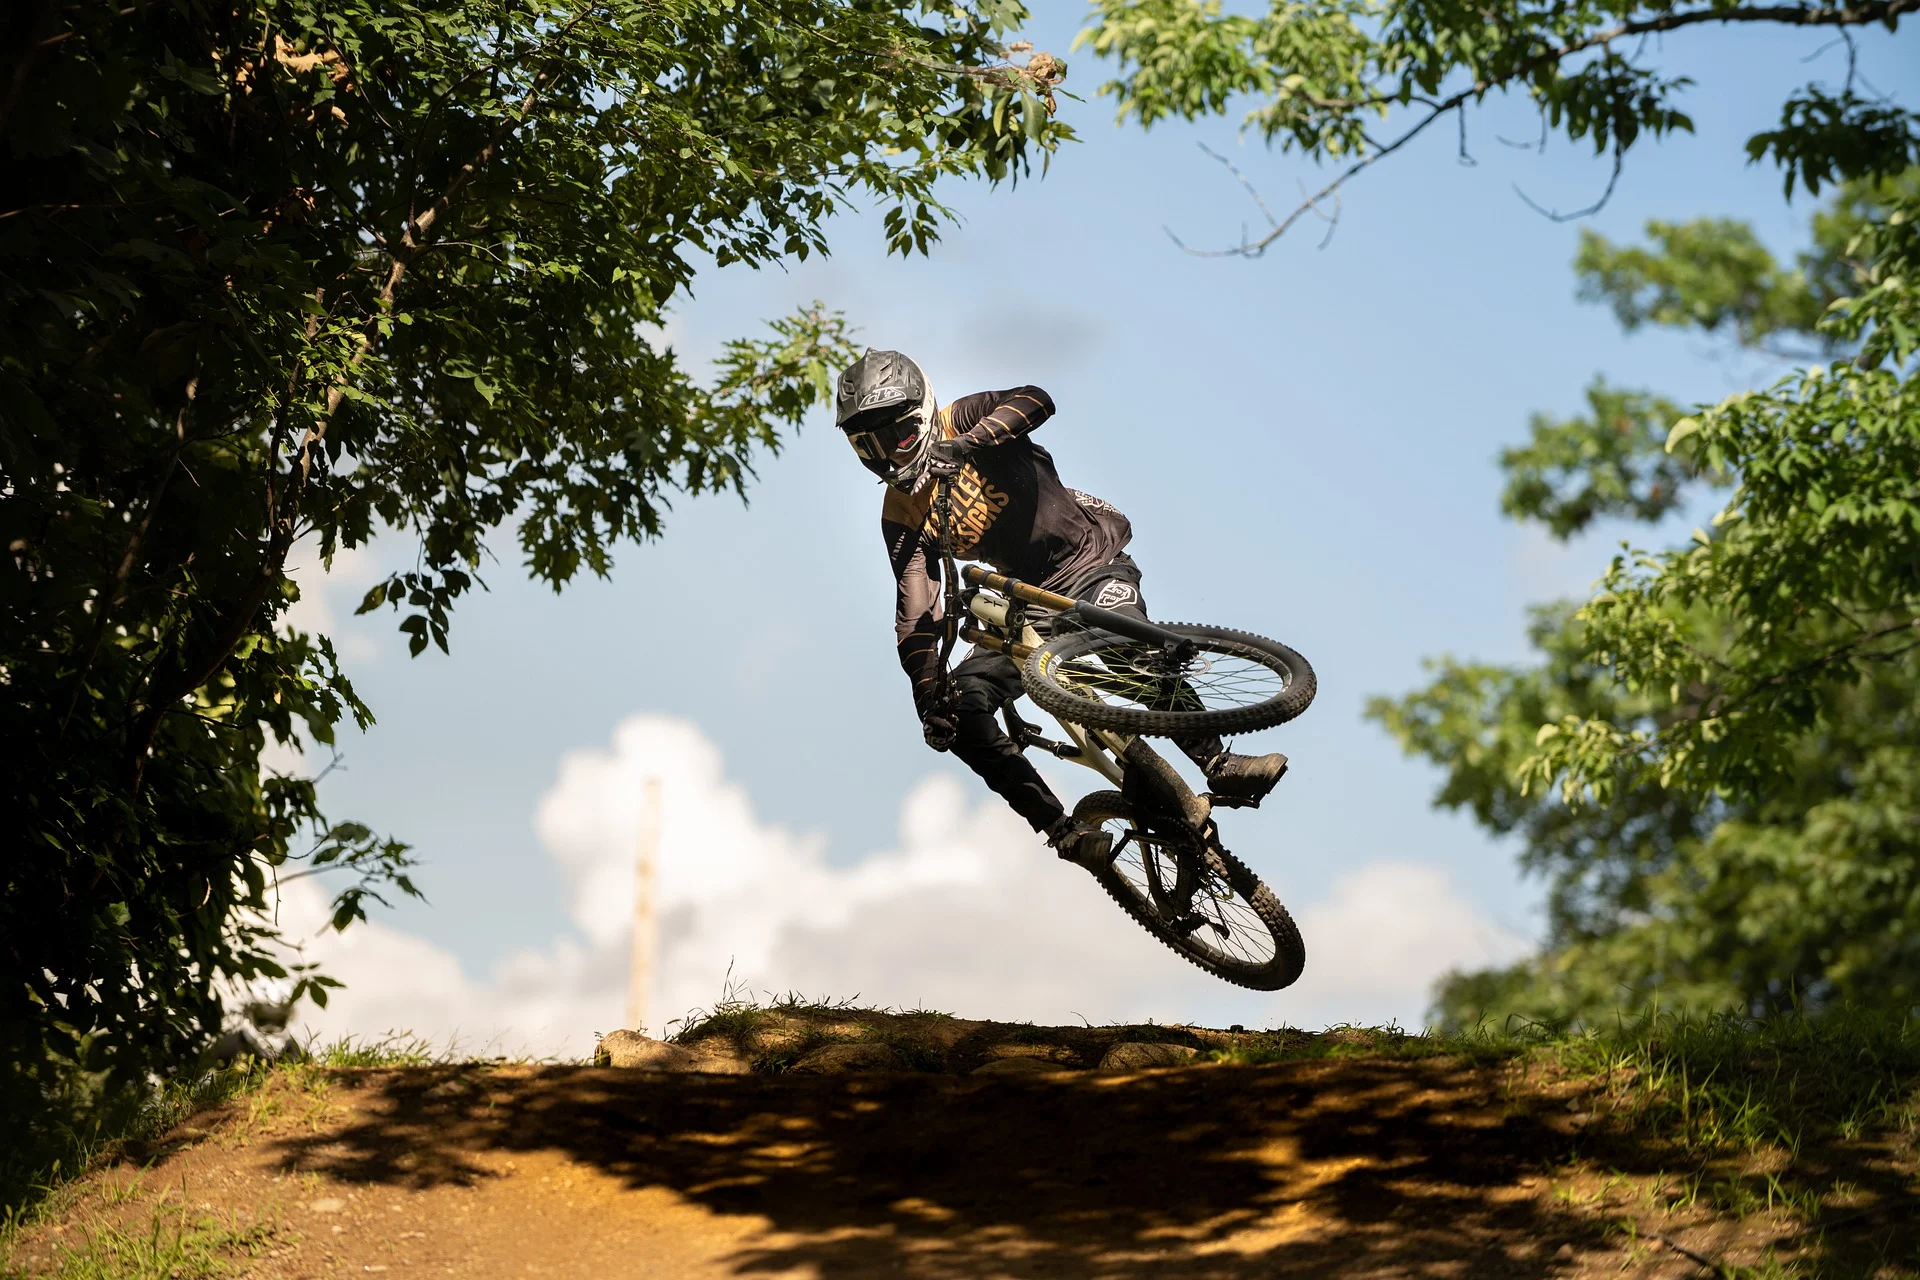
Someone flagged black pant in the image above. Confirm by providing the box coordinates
[947,554,1221,832]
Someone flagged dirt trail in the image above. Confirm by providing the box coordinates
[7,1017,1916,1278]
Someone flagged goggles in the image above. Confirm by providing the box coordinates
[843,414,917,464]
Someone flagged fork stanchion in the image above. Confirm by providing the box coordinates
[959,564,1078,612]
[957,623,1033,661]
[961,565,1195,657]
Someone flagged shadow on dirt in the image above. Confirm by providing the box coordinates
[260,1059,1642,1278]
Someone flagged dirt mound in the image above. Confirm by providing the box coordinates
[4,1015,1914,1278]
[597,1003,1287,1075]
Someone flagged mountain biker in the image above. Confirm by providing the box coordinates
[836,349,1288,866]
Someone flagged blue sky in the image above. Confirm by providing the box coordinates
[279,8,1917,1045]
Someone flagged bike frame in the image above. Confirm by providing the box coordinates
[925,475,1215,836]
[951,562,1216,836]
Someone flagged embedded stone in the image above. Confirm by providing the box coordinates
[791,1042,903,1074]
[596,1029,748,1073]
[971,1056,1068,1076]
[1099,1041,1200,1071]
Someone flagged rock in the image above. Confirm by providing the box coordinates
[791,1042,902,1074]
[1099,1041,1200,1071]
[971,1056,1068,1076]
[596,1030,749,1074]
[308,1198,346,1214]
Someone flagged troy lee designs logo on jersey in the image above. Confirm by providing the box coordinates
[925,466,1012,555]
[1069,488,1120,514]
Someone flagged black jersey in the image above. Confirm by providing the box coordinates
[880,386,1131,714]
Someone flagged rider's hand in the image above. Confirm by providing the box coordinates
[925,438,972,478]
[921,709,959,752]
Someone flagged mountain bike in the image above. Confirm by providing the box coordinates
[929,479,1317,991]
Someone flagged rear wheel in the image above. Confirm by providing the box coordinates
[1024,623,1315,738]
[1072,790,1304,991]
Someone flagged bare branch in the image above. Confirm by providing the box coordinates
[1513,141,1626,222]
[1172,142,1347,257]
[1188,0,1919,256]
[1207,102,1455,259]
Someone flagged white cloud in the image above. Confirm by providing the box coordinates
[277,714,1533,1059]
[1287,862,1533,1028]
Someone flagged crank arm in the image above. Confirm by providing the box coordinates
[1002,706,1081,759]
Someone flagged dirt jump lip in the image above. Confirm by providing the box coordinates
[8,1013,1915,1278]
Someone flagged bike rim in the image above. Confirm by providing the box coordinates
[1050,639,1290,718]
[1094,815,1280,971]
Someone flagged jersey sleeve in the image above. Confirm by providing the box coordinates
[945,386,1056,451]
[882,493,945,716]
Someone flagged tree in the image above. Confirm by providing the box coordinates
[1075,0,1919,1024]
[1367,173,1920,1026]
[0,0,1069,1144]
[1077,0,1916,253]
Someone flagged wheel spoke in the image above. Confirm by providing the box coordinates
[1093,810,1279,971]
[1055,639,1289,717]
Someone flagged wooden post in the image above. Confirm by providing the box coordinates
[626,776,662,1034]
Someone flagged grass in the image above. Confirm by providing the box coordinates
[0,1200,281,1280]
[0,1062,272,1229]
[1,1034,455,1225]
[1542,1006,1920,1158]
[1210,1006,1920,1162]
[665,985,961,1072]
[1211,1006,1920,1279]
[2,1030,490,1277]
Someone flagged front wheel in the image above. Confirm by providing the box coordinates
[1073,791,1304,991]
[1024,623,1315,738]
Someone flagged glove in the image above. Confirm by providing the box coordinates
[921,709,958,752]
[925,437,973,478]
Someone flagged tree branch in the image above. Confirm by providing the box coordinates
[1513,140,1626,222]
[1203,0,1919,257]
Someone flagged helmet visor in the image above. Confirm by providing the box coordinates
[842,410,918,464]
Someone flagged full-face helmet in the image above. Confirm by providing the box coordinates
[835,349,936,487]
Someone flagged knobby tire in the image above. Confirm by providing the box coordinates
[1024,623,1316,737]
[1072,790,1305,992]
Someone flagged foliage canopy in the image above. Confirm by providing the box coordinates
[1081,0,1920,1023]
[0,0,1067,1139]
[1370,173,1920,1025]
[1077,0,1917,251]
